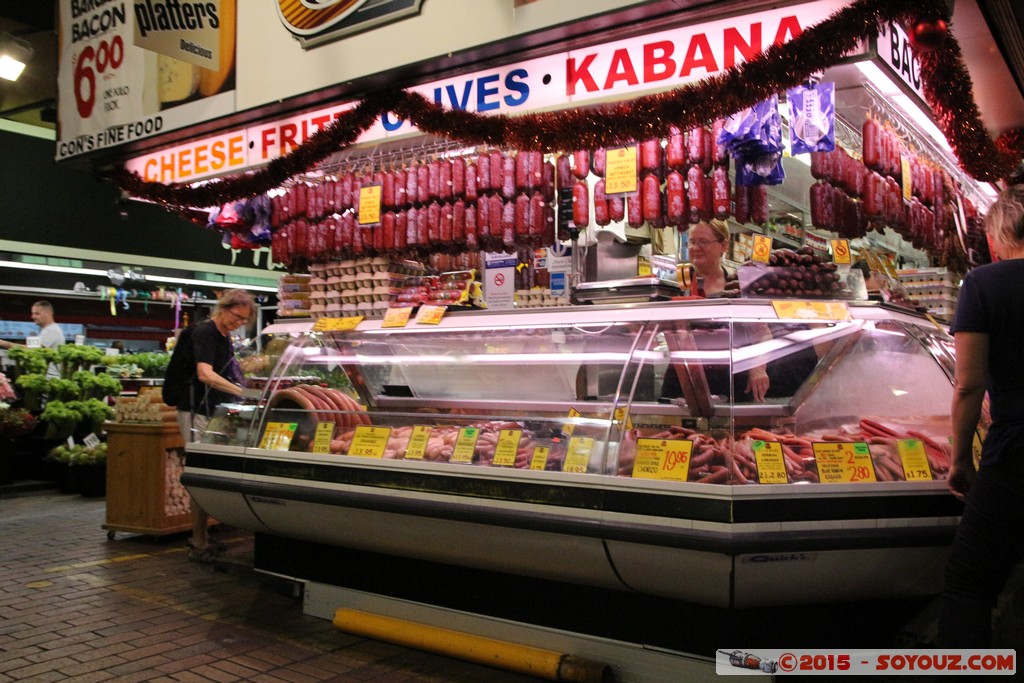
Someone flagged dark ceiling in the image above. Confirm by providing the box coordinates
[1,1,1022,138]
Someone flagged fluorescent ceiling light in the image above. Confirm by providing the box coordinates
[0,260,278,293]
[0,55,26,81]
[854,61,951,154]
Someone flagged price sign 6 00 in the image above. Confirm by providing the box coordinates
[75,36,125,118]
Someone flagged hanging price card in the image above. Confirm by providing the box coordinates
[605,145,638,194]
[358,184,382,225]
[812,442,877,483]
[613,406,633,431]
[451,427,480,463]
[563,407,582,437]
[897,438,934,481]
[311,422,335,454]
[563,436,594,473]
[260,422,298,451]
[415,305,447,325]
[382,306,414,328]
[492,429,522,467]
[752,234,773,263]
[830,238,852,265]
[771,300,851,321]
[631,438,693,482]
[403,425,432,460]
[901,156,912,201]
[313,316,364,332]
[752,440,789,484]
[530,446,550,470]
[347,425,392,458]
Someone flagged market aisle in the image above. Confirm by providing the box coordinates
[0,491,538,682]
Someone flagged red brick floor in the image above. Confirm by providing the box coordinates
[0,491,539,682]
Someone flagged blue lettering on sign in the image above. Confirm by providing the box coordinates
[432,70,533,113]
[381,111,404,132]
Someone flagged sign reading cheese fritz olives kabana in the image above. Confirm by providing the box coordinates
[275,0,424,48]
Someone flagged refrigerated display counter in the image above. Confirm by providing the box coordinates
[182,298,962,608]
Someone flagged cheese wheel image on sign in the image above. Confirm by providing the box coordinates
[198,0,236,96]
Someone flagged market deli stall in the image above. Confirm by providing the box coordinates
[182,299,962,608]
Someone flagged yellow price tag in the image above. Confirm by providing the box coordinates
[347,425,391,458]
[901,156,912,201]
[605,145,638,194]
[563,436,593,473]
[382,306,413,328]
[358,184,382,225]
[451,427,479,463]
[637,256,652,277]
[752,440,789,484]
[415,305,447,325]
[403,425,432,460]
[311,422,335,454]
[631,438,692,482]
[830,238,852,265]
[771,300,851,321]
[752,234,773,263]
[530,446,550,470]
[259,422,297,451]
[563,408,582,437]
[613,407,633,431]
[492,429,522,467]
[897,439,934,481]
[313,316,364,332]
[812,442,877,483]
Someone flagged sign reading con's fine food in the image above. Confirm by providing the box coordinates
[56,0,237,161]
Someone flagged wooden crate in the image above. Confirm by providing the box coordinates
[103,421,193,538]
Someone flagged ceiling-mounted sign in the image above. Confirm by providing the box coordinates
[124,0,848,184]
[276,0,424,48]
[56,0,237,161]
[874,21,927,108]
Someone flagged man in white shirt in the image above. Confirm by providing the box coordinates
[0,301,66,377]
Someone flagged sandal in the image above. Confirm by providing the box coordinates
[187,540,221,563]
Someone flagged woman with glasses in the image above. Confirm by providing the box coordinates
[685,219,734,296]
[174,288,256,562]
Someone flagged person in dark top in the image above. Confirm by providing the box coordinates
[176,288,256,562]
[939,184,1024,646]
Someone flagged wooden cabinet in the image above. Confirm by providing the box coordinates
[103,422,193,538]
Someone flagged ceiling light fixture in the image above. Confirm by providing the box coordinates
[0,32,33,82]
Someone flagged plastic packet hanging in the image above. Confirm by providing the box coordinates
[736,152,786,186]
[788,82,835,155]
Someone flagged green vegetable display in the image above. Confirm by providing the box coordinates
[39,400,85,441]
[73,371,123,400]
[7,347,56,375]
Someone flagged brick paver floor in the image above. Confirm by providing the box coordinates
[0,491,538,682]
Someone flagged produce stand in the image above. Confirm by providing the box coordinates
[102,421,192,539]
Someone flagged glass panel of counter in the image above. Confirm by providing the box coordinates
[207,302,956,486]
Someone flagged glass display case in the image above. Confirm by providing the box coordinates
[184,299,963,608]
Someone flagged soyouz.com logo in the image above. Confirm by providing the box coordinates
[716,649,1016,676]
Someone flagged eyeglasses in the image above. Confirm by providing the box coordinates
[689,238,724,249]
[224,308,249,323]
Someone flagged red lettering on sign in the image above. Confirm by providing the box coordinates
[773,15,802,45]
[723,24,762,68]
[603,48,639,90]
[680,33,718,77]
[643,41,676,82]
[567,53,599,95]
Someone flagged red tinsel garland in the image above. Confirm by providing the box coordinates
[112,0,1021,210]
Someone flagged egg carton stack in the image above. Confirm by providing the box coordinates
[278,274,313,318]
[514,289,570,308]
[897,267,959,319]
[163,449,190,518]
[310,257,426,320]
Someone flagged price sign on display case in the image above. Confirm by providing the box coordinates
[562,407,582,436]
[311,423,335,454]
[897,439,934,481]
[451,427,479,463]
[563,437,594,473]
[812,442,877,483]
[382,306,413,328]
[347,426,391,458]
[752,440,789,484]
[752,235,773,263]
[415,305,447,325]
[313,316,363,332]
[260,422,298,451]
[631,438,692,482]
[492,429,522,467]
[530,446,550,470]
[830,239,852,265]
[403,425,432,460]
